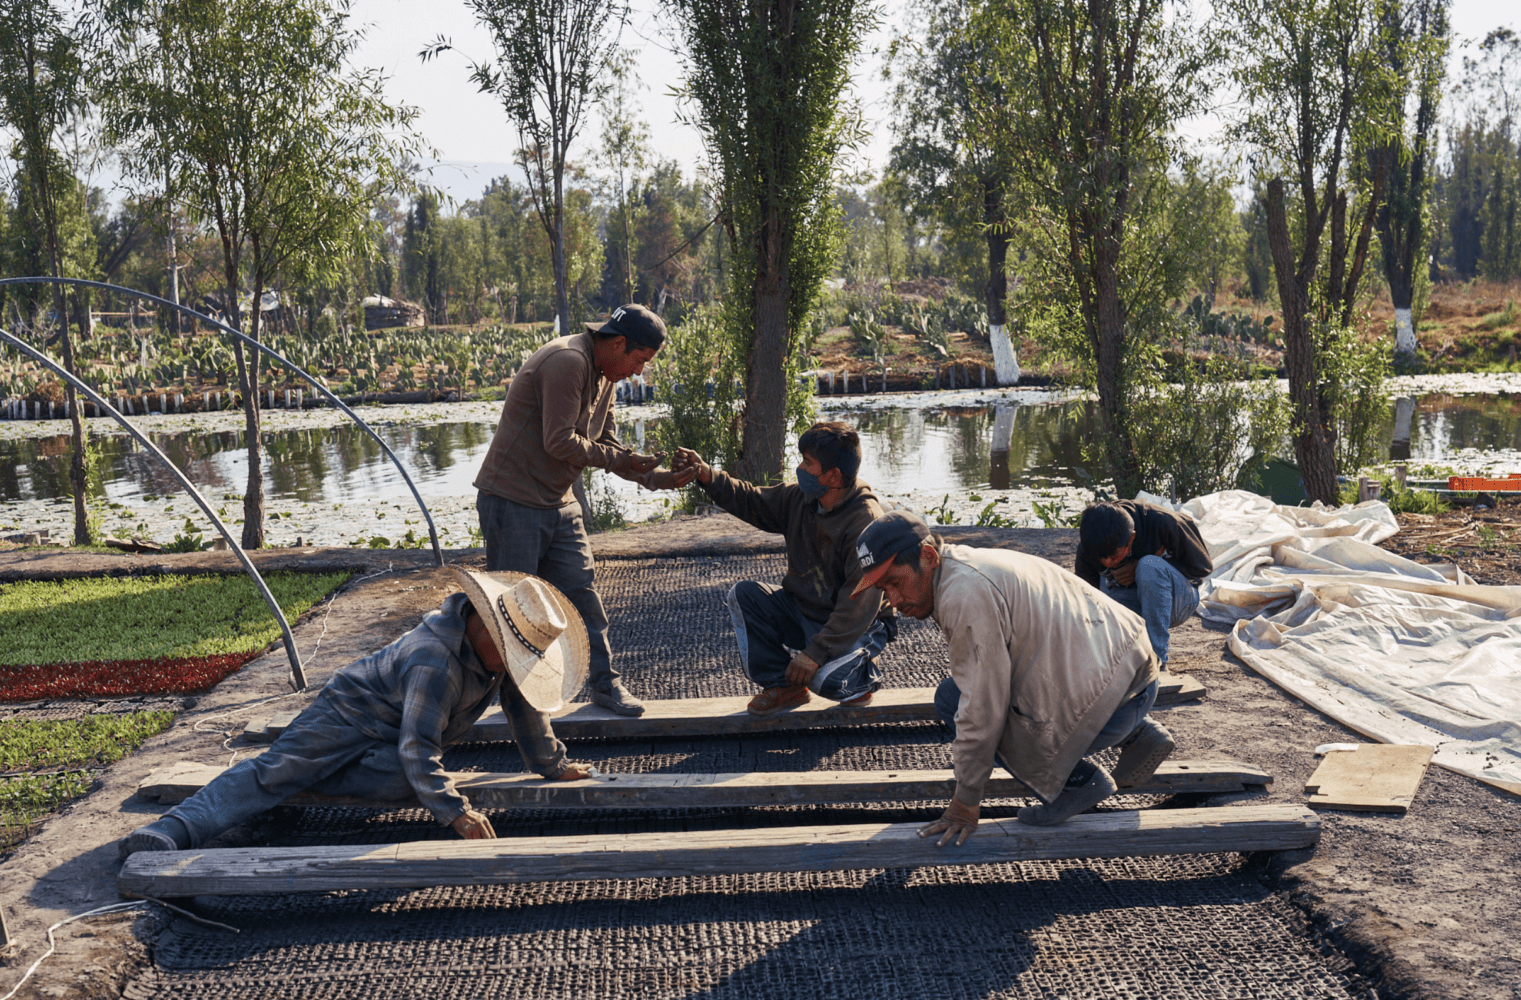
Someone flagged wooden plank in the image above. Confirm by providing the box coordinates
[1304,744,1434,814]
[138,756,1271,809]
[244,675,1207,744]
[118,804,1318,898]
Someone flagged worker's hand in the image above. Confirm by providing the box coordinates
[644,467,699,490]
[555,762,599,781]
[1109,560,1137,587]
[919,797,980,847]
[784,652,819,686]
[450,809,496,840]
[629,451,664,474]
[673,447,713,485]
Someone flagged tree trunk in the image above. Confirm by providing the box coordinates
[982,183,1019,386]
[734,207,791,485]
[232,266,265,550]
[1091,240,1138,495]
[552,167,570,335]
[1265,179,1338,505]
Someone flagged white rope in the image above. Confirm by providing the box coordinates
[193,562,396,766]
[0,901,147,1000]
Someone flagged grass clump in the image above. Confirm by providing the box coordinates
[0,571,348,666]
[0,710,175,772]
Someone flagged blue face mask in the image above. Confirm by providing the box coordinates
[795,465,828,500]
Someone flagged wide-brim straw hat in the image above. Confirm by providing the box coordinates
[450,567,590,712]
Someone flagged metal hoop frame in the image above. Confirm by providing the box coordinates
[0,276,443,567]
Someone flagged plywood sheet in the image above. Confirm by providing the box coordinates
[1304,744,1434,814]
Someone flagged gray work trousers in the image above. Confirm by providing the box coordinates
[476,491,618,693]
[166,686,567,848]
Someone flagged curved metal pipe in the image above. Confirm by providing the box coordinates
[0,276,443,565]
[0,325,308,692]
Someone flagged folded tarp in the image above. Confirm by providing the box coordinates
[1166,489,1521,797]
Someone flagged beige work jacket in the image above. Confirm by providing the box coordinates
[932,544,1158,806]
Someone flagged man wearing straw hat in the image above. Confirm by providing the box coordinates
[119,569,594,856]
[475,303,697,717]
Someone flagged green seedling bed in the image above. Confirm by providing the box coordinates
[0,572,346,700]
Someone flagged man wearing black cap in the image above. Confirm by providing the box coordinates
[474,304,697,716]
[850,510,1174,841]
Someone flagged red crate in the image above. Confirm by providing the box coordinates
[1447,474,1521,491]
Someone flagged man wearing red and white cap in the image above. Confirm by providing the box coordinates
[850,510,1173,842]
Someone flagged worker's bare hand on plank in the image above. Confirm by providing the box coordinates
[450,809,497,840]
[784,652,819,686]
[919,798,979,847]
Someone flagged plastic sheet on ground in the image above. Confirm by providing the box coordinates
[1172,489,1521,797]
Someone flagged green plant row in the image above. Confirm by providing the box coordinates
[0,771,94,852]
[0,710,175,772]
[0,571,348,666]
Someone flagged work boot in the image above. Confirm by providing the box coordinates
[118,816,190,859]
[590,682,645,717]
[840,690,873,708]
[1017,766,1117,826]
[1111,718,1175,788]
[747,685,810,716]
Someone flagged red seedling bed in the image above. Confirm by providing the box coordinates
[0,652,262,702]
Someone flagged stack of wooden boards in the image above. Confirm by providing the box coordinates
[119,672,1322,899]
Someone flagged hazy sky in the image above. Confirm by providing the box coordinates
[350,0,1518,207]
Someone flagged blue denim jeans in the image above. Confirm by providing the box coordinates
[933,677,1161,792]
[476,491,617,692]
[726,580,888,702]
[1101,554,1199,666]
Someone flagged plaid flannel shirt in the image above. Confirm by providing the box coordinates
[321,592,503,824]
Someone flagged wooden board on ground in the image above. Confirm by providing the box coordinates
[1304,744,1434,814]
[137,756,1272,809]
[244,674,1205,744]
[118,803,1318,898]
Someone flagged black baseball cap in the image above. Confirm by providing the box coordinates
[850,510,933,598]
[586,303,667,350]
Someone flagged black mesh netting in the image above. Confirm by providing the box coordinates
[125,554,1367,999]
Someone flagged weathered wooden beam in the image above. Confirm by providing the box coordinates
[243,675,1205,744]
[117,804,1319,898]
[138,756,1271,809]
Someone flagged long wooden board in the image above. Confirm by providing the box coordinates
[118,804,1318,898]
[243,675,1205,744]
[137,756,1271,809]
[1304,744,1434,814]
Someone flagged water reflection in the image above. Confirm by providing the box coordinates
[0,392,1517,505]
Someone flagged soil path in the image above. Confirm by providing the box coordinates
[0,512,1514,999]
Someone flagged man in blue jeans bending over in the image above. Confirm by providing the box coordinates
[1074,500,1213,670]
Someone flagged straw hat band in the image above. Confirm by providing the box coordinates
[500,593,546,658]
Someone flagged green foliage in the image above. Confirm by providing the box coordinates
[669,0,871,482]
[0,571,348,665]
[652,304,743,469]
[926,494,959,526]
[1122,346,1292,500]
[0,711,175,772]
[581,469,627,533]
[0,771,93,850]
[1340,475,1448,514]
[1318,325,1392,472]
[163,517,212,552]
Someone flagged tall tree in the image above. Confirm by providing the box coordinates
[969,0,1207,494]
[1369,0,1448,355]
[0,0,93,544]
[1226,0,1391,504]
[669,0,874,483]
[426,0,626,336]
[598,54,651,306]
[888,0,1020,384]
[100,0,424,548]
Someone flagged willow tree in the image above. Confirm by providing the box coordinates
[0,0,92,544]
[969,0,1207,496]
[888,0,1020,385]
[1226,0,1392,503]
[1370,0,1449,356]
[99,0,425,548]
[426,0,626,336]
[669,0,874,483]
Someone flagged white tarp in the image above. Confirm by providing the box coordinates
[1164,489,1521,796]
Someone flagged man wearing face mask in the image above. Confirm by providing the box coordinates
[672,422,894,715]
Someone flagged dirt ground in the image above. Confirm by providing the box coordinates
[0,512,1515,998]
[1379,498,1521,587]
